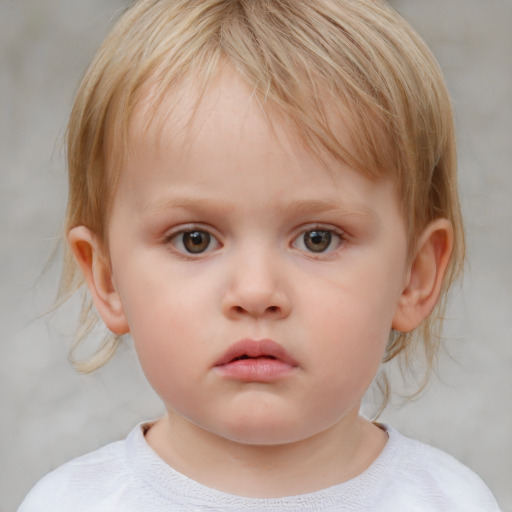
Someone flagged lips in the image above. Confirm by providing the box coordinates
[214,339,298,381]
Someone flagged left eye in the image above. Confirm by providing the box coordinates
[169,229,220,255]
[292,229,343,253]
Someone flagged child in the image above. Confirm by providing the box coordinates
[19,0,501,510]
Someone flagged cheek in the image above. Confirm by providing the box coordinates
[119,278,206,395]
[301,273,398,389]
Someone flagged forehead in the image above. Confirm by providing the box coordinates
[126,67,369,181]
[113,68,400,220]
[138,70,271,158]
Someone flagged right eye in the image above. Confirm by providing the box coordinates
[168,229,220,255]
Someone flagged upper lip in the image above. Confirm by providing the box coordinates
[214,338,298,367]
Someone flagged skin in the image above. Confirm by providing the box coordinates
[69,68,453,498]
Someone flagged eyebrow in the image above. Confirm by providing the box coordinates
[280,198,377,220]
[142,195,237,215]
[142,194,376,220]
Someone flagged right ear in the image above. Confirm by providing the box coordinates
[68,226,129,335]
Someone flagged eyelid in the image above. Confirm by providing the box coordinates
[291,223,347,239]
[164,222,219,238]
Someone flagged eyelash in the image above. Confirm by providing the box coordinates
[164,225,346,257]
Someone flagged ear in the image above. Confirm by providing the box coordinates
[68,226,129,335]
[392,219,453,333]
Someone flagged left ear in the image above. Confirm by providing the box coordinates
[392,218,453,333]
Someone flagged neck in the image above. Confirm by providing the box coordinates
[145,410,388,498]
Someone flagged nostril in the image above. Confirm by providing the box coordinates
[231,305,279,315]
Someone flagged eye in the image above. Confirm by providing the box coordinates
[292,228,343,254]
[169,229,220,255]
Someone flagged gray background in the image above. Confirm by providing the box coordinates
[1,0,511,510]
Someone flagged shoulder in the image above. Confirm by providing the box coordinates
[382,425,501,511]
[17,437,131,512]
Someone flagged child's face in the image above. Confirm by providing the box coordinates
[103,70,411,445]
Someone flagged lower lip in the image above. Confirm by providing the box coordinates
[215,358,296,382]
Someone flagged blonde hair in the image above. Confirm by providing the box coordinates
[61,0,464,399]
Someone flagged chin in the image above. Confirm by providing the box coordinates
[214,415,314,447]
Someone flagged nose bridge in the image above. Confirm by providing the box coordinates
[223,241,290,318]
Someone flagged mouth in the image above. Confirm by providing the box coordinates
[214,339,298,382]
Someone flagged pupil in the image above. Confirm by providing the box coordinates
[305,230,331,252]
[183,231,210,253]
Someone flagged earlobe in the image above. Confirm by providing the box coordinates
[68,226,129,335]
[392,219,453,333]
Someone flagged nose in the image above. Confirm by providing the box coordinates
[221,248,291,320]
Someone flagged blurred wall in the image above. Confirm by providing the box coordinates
[1,1,511,510]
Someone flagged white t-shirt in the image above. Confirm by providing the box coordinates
[18,423,501,512]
